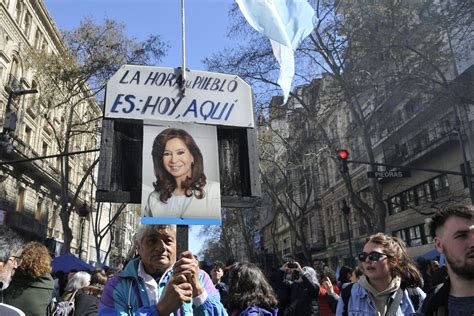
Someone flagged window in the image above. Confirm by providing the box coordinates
[42,141,48,156]
[24,126,32,145]
[16,187,25,212]
[11,57,20,79]
[393,224,428,247]
[34,29,43,49]
[388,175,450,214]
[433,176,449,198]
[41,39,47,52]
[23,12,31,37]
[389,196,401,215]
[398,143,408,157]
[35,200,43,221]
[15,0,23,23]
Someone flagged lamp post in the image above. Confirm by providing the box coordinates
[1,88,38,157]
[76,202,90,260]
[4,88,38,131]
[341,199,355,265]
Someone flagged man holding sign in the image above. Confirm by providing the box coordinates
[99,224,226,315]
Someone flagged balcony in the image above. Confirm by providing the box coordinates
[7,211,48,239]
[340,231,350,240]
[383,126,458,167]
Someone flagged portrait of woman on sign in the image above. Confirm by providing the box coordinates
[141,123,221,225]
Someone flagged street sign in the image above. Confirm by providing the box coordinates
[104,65,255,128]
[367,170,411,178]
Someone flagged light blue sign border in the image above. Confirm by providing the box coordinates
[141,217,221,225]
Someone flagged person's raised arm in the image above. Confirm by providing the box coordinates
[156,273,193,315]
[173,251,228,316]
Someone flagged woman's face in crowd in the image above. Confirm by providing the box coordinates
[361,242,392,281]
[163,137,194,182]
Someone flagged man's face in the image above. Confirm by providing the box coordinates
[139,228,176,276]
[210,267,223,283]
[0,249,21,290]
[313,260,321,269]
[434,216,474,280]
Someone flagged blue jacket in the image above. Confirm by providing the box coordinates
[99,258,227,316]
[335,282,425,316]
[234,306,278,316]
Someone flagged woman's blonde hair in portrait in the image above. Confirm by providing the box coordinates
[366,233,423,288]
[17,241,52,279]
[151,128,206,202]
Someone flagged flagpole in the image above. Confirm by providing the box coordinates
[181,0,186,96]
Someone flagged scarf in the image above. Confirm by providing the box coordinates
[358,275,401,316]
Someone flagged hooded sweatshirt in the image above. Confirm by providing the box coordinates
[358,275,401,316]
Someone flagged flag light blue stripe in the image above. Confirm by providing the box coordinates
[141,217,221,225]
[236,0,315,102]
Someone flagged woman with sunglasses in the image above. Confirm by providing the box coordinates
[336,233,425,315]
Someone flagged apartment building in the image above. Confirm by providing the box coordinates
[0,0,103,261]
[260,0,473,267]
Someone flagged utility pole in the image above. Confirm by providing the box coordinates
[341,199,355,266]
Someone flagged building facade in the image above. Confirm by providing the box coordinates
[259,1,474,269]
[0,0,124,264]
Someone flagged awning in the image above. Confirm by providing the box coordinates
[51,252,95,274]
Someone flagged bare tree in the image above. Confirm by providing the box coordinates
[206,0,473,233]
[26,17,168,252]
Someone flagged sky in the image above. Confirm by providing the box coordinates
[44,0,238,256]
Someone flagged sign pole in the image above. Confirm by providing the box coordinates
[177,225,189,257]
[179,0,189,252]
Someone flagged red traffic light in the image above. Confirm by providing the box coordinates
[338,149,349,160]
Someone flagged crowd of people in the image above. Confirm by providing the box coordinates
[0,204,472,315]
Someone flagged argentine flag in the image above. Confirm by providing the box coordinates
[236,0,316,102]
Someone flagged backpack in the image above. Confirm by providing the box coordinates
[52,290,78,316]
[341,283,421,316]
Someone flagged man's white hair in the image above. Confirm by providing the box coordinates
[135,224,177,244]
[65,271,91,291]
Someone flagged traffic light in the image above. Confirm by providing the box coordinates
[337,149,349,173]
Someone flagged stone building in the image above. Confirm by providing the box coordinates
[0,0,111,263]
[260,1,473,268]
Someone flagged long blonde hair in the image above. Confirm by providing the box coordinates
[366,233,423,288]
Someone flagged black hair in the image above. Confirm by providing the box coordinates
[429,204,473,238]
[213,260,225,270]
[338,265,354,284]
[227,262,278,312]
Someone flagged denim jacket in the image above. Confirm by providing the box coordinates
[335,282,425,316]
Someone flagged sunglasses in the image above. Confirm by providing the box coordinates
[357,251,390,262]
